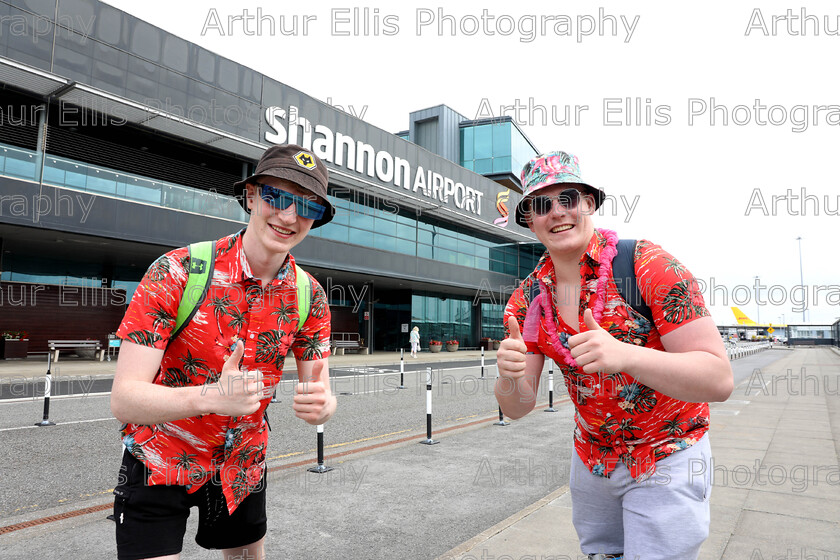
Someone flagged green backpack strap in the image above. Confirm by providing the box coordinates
[294,263,311,330]
[170,241,215,342]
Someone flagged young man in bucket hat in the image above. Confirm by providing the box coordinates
[110,144,336,560]
[495,151,733,560]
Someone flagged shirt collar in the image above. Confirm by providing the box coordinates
[533,229,606,286]
[231,228,294,285]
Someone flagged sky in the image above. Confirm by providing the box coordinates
[101,0,840,327]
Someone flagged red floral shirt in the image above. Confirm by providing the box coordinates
[504,230,711,481]
[116,229,331,512]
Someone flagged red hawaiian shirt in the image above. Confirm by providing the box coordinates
[116,229,331,512]
[504,230,711,481]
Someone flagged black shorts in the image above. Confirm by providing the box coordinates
[113,450,267,560]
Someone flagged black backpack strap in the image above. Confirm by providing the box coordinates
[613,239,654,326]
[528,277,540,303]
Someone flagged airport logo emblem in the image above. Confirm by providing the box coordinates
[494,189,510,228]
[294,151,317,169]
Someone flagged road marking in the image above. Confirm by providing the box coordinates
[0,393,111,405]
[0,417,115,432]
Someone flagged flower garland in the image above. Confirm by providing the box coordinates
[538,228,619,367]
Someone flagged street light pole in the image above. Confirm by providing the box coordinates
[796,237,805,322]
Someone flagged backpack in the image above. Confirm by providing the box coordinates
[528,238,654,326]
[169,240,312,342]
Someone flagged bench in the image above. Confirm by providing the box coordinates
[47,340,104,362]
[331,332,366,355]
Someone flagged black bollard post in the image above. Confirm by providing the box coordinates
[35,353,56,427]
[419,367,438,445]
[398,348,406,389]
[544,359,557,412]
[307,423,333,473]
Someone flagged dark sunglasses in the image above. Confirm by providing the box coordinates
[256,183,326,220]
[529,188,584,216]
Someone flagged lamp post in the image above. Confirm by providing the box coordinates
[796,237,805,322]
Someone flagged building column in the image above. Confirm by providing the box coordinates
[35,103,47,183]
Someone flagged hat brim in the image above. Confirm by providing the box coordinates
[234,169,334,228]
[514,182,605,228]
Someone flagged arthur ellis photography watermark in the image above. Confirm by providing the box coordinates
[0,13,95,42]
[0,190,97,224]
[200,7,642,43]
[747,548,840,560]
[744,368,840,397]
[745,187,840,217]
[690,459,840,494]
[474,96,840,132]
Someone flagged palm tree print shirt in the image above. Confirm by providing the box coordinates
[116,230,331,513]
[504,230,711,481]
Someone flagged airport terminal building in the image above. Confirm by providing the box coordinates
[0,0,543,353]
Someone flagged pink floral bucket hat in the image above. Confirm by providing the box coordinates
[514,151,605,227]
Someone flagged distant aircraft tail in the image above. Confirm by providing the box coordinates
[731,307,757,326]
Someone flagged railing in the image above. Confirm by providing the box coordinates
[725,340,772,360]
[0,142,248,222]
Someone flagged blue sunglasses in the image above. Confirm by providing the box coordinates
[256,183,326,221]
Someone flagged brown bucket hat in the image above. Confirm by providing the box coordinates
[234,144,334,228]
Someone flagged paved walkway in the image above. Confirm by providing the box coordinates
[1,346,838,559]
[437,346,840,560]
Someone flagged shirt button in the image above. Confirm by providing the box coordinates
[249,333,255,339]
[605,412,611,417]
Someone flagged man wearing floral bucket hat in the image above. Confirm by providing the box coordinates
[495,151,733,559]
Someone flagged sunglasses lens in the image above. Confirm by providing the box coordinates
[558,189,580,209]
[296,199,326,220]
[260,185,294,209]
[260,184,326,220]
[531,196,553,216]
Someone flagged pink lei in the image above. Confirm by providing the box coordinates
[532,228,619,368]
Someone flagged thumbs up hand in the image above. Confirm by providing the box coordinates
[204,341,266,417]
[498,315,529,380]
[293,360,336,425]
[568,308,628,375]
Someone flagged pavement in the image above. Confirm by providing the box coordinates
[1,345,838,559]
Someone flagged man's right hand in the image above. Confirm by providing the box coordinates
[203,341,265,417]
[497,316,528,380]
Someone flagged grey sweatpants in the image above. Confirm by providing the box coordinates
[570,434,712,560]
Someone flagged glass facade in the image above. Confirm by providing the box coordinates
[0,252,140,301]
[460,121,537,179]
[480,302,506,342]
[310,191,542,276]
[411,294,473,347]
[0,142,247,222]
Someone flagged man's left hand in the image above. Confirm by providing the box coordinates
[568,308,631,375]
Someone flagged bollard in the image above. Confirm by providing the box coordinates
[307,423,333,473]
[493,365,510,426]
[35,353,56,427]
[398,348,406,389]
[480,347,486,380]
[419,367,439,445]
[544,359,557,412]
[271,386,279,403]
